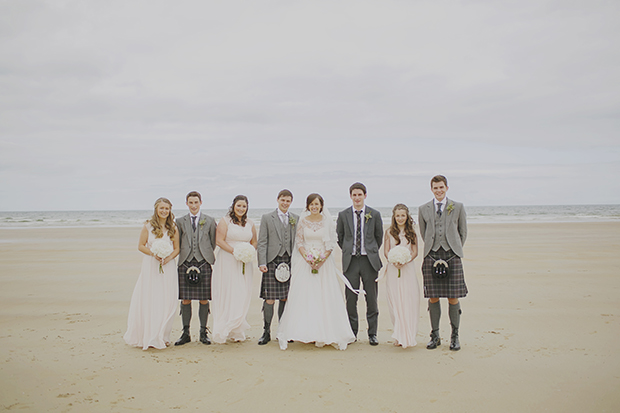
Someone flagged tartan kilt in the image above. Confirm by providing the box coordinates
[260,253,291,300]
[178,259,212,301]
[422,248,468,298]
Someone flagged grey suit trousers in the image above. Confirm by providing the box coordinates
[344,255,378,337]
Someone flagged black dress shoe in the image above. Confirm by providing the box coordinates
[200,331,211,345]
[258,331,271,345]
[175,332,191,346]
[426,334,441,350]
[369,335,379,346]
[450,334,460,351]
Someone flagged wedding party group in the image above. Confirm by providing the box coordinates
[123,175,468,352]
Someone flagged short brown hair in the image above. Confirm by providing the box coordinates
[349,182,367,195]
[277,189,293,200]
[186,191,202,202]
[305,193,324,213]
[430,175,448,187]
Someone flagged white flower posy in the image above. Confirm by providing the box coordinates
[151,238,173,273]
[233,242,255,274]
[387,245,412,278]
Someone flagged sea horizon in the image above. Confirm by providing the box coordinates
[1,204,619,228]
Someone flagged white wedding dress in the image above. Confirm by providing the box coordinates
[276,214,356,350]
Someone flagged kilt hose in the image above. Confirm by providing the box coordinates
[422,248,468,298]
[260,253,291,300]
[178,258,212,301]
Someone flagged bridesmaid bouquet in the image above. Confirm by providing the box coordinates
[151,239,173,273]
[306,248,326,274]
[233,242,255,274]
[387,245,412,278]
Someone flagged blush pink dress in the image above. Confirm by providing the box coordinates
[210,217,255,343]
[384,232,420,348]
[124,224,178,350]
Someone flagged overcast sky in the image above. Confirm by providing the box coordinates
[1,0,619,211]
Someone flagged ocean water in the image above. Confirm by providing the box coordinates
[1,205,619,228]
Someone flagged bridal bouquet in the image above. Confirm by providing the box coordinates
[306,248,326,274]
[233,242,255,274]
[387,245,412,278]
[151,239,173,273]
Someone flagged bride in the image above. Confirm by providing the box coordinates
[276,193,357,350]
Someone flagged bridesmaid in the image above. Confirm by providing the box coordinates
[124,197,180,350]
[383,204,420,348]
[211,195,258,343]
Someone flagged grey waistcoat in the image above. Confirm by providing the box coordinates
[432,209,451,252]
[189,226,205,262]
[277,217,292,257]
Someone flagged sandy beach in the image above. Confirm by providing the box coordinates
[1,222,619,412]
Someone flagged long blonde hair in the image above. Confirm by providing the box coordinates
[148,197,176,238]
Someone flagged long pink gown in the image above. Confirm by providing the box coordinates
[384,232,420,348]
[210,217,255,343]
[124,224,178,350]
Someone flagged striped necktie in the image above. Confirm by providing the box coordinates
[355,210,362,256]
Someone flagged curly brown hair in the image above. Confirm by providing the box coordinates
[228,195,249,227]
[389,204,416,246]
[148,197,176,239]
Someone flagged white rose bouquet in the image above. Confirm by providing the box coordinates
[151,238,173,273]
[233,242,255,274]
[306,248,327,274]
[387,245,412,278]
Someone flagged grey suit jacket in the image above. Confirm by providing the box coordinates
[336,206,383,272]
[418,198,467,258]
[177,212,217,265]
[257,210,300,266]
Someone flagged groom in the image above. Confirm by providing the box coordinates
[256,189,299,345]
[337,182,383,346]
[418,175,468,351]
[175,191,217,346]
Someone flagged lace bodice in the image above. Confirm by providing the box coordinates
[296,217,337,252]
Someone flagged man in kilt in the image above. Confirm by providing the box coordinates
[418,175,468,351]
[175,191,217,345]
[257,189,299,345]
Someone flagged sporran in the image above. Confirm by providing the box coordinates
[275,262,290,282]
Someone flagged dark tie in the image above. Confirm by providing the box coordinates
[355,210,362,256]
[191,216,197,231]
[437,204,442,217]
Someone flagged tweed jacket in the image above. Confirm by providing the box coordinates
[177,212,217,265]
[257,209,300,266]
[418,198,467,258]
